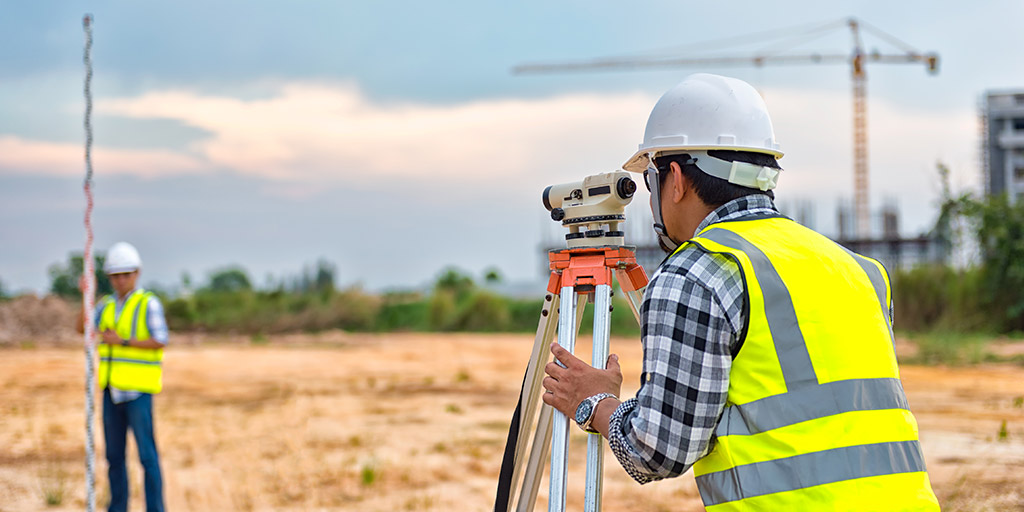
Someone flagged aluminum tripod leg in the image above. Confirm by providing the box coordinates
[514,285,643,512]
[584,284,612,512]
[549,285,579,512]
[497,246,649,512]
[503,292,586,512]
[519,293,588,512]
[504,292,560,512]
[517,403,552,511]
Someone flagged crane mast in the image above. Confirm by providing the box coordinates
[514,17,938,240]
[850,19,870,237]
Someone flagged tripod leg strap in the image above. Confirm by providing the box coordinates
[494,371,527,512]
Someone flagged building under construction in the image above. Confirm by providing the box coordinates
[982,89,1024,204]
[540,198,950,280]
[833,201,949,275]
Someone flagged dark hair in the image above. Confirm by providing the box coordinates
[654,150,780,207]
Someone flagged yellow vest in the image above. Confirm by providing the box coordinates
[678,215,938,511]
[97,289,163,394]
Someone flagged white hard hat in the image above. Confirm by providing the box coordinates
[104,242,142,274]
[622,73,783,173]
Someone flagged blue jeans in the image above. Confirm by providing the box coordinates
[103,389,165,512]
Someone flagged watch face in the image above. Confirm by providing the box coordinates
[575,399,593,425]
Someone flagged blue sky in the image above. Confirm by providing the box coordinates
[2,1,1022,294]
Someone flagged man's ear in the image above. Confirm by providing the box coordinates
[668,161,687,203]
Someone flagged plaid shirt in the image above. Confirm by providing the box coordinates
[607,194,778,484]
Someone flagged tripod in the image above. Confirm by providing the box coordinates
[495,245,648,512]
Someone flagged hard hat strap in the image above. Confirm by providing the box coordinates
[646,154,681,252]
[687,151,781,191]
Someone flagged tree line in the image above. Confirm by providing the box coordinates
[42,256,642,335]
[892,164,1024,334]
[21,165,1024,337]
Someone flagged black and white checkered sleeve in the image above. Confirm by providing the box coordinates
[607,249,742,484]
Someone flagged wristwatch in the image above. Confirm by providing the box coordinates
[121,337,129,347]
[574,393,617,434]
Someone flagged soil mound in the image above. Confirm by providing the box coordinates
[0,295,78,346]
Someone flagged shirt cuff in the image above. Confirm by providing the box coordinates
[606,397,659,485]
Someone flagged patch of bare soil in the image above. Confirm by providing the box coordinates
[0,332,1021,511]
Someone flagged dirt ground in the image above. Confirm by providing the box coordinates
[1,332,1022,511]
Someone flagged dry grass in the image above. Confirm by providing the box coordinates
[0,332,1022,511]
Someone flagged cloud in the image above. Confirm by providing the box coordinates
[96,83,655,187]
[0,136,207,178]
[0,80,976,223]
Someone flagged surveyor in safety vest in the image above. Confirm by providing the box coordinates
[541,73,939,510]
[78,241,167,512]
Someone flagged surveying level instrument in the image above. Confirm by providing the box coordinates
[495,171,649,512]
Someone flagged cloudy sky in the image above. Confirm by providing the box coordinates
[1,1,1021,294]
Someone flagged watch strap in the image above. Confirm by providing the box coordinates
[577,392,617,434]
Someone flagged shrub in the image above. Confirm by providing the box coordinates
[428,291,458,331]
[376,293,430,331]
[892,265,986,332]
[448,291,510,332]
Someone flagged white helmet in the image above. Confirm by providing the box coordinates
[104,242,142,274]
[624,74,783,252]
[622,73,783,173]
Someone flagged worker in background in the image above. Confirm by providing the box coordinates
[78,241,167,512]
[541,73,939,510]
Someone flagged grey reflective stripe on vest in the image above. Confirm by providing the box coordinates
[100,357,162,366]
[129,291,149,341]
[696,440,928,506]
[700,228,818,387]
[130,303,139,340]
[717,378,910,436]
[844,251,888,318]
[836,246,897,348]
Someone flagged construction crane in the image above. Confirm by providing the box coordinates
[514,17,939,239]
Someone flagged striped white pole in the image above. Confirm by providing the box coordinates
[82,14,97,512]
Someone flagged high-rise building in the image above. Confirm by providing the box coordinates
[982,89,1024,203]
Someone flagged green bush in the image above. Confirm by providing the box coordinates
[573,295,642,337]
[932,165,1024,333]
[892,265,987,332]
[376,293,430,331]
[428,290,458,331]
[448,291,511,332]
[966,194,1024,331]
[48,253,112,299]
[164,297,198,330]
[506,298,546,332]
[330,288,380,330]
[162,286,381,334]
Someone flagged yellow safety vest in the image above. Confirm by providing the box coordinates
[97,289,163,394]
[677,215,938,511]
